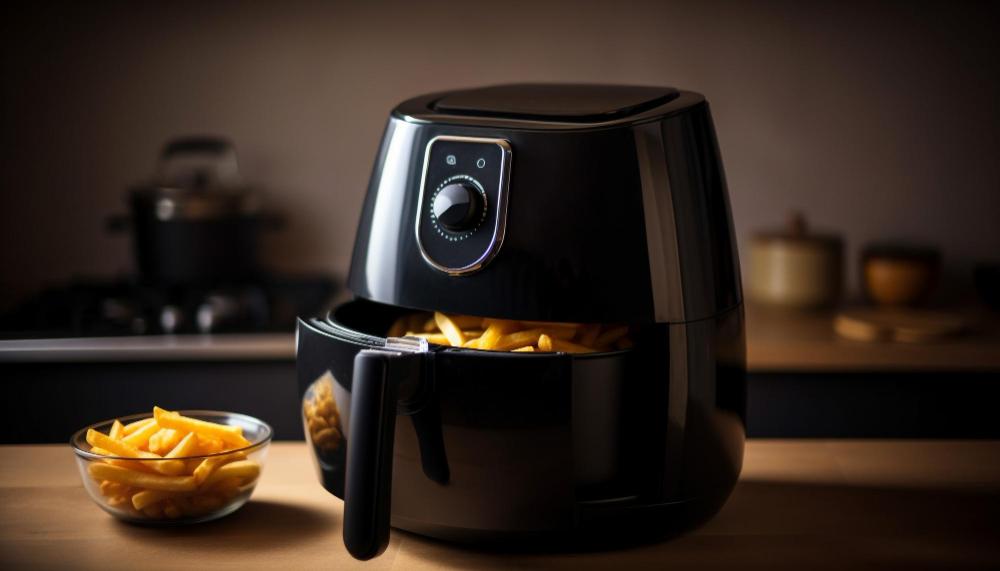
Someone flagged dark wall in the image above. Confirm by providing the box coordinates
[2,0,999,308]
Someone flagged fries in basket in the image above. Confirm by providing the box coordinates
[388,312,633,353]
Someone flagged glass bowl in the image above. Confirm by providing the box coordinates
[70,410,272,525]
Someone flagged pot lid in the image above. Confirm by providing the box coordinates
[753,212,842,247]
[130,136,258,220]
[430,83,680,122]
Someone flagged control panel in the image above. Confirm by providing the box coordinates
[416,136,512,274]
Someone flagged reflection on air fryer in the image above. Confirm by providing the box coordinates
[387,311,633,353]
[303,372,343,453]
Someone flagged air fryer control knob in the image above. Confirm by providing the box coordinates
[432,183,484,232]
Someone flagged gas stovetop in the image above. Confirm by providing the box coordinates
[1,274,337,338]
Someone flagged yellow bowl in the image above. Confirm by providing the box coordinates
[70,411,272,525]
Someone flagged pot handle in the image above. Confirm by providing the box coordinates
[344,348,421,560]
[157,136,240,188]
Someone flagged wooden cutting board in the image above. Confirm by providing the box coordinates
[834,308,969,343]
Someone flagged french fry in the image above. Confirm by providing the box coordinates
[108,495,131,508]
[193,452,247,485]
[538,334,596,354]
[87,429,186,476]
[491,329,544,351]
[492,328,575,351]
[475,320,520,350]
[108,420,125,440]
[512,346,535,352]
[89,463,197,492]
[537,334,554,352]
[165,432,198,458]
[100,480,130,497]
[90,447,160,474]
[433,312,466,347]
[201,460,261,488]
[148,431,163,454]
[122,420,161,451]
[158,429,185,452]
[195,434,226,455]
[122,417,155,435]
[387,316,408,338]
[154,407,250,448]
[131,489,175,510]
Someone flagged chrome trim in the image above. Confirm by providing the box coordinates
[386,336,430,353]
[414,135,512,275]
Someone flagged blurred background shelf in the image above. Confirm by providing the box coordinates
[746,303,1000,372]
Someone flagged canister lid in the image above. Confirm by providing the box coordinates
[430,84,679,122]
[752,212,842,249]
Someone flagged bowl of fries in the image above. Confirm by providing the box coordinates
[71,407,272,524]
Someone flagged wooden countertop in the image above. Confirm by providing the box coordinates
[746,303,1000,372]
[2,441,999,570]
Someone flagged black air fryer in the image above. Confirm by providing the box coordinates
[296,84,745,560]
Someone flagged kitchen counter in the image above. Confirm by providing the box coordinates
[3,305,998,372]
[0,334,295,362]
[2,441,998,570]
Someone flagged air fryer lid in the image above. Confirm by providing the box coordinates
[351,84,742,324]
[431,84,679,122]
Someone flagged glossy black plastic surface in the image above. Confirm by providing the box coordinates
[343,349,420,560]
[431,84,679,122]
[296,299,745,546]
[433,183,482,232]
[308,84,745,555]
[348,85,741,323]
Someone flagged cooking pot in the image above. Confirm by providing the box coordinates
[108,137,281,285]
